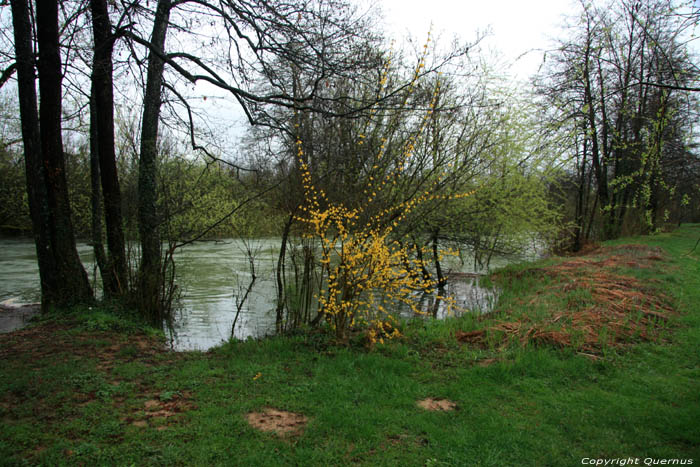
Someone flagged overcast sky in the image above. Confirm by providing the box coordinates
[214,0,578,140]
[377,0,577,80]
[381,0,700,77]
[173,0,700,151]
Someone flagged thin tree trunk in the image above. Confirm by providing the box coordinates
[573,131,588,251]
[275,214,293,332]
[583,45,611,239]
[91,0,127,297]
[431,230,446,290]
[89,83,109,289]
[138,0,172,323]
[36,0,92,306]
[413,238,432,287]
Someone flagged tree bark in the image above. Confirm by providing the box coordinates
[90,0,128,297]
[10,0,56,311]
[275,213,293,332]
[138,0,172,323]
[89,82,109,291]
[11,0,94,308]
[431,230,446,290]
[36,0,93,306]
[582,44,611,239]
[573,130,588,251]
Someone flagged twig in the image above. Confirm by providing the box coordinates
[231,241,258,338]
[685,236,700,257]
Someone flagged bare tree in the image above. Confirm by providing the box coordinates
[537,0,699,244]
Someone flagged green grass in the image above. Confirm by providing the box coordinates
[1,225,699,466]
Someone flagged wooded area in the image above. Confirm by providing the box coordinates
[0,0,697,336]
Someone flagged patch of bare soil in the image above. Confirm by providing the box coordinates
[246,408,308,436]
[416,398,457,411]
[124,392,196,428]
[458,244,675,355]
[0,319,183,422]
[0,320,166,364]
[567,241,602,256]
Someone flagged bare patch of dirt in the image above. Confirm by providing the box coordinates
[0,321,167,366]
[416,398,457,411]
[121,392,195,430]
[568,242,602,256]
[246,408,308,436]
[142,392,194,419]
[144,400,160,410]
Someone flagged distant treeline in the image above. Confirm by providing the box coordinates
[0,145,280,239]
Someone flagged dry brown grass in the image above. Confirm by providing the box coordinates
[456,244,675,355]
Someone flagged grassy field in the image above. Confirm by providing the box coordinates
[1,225,698,466]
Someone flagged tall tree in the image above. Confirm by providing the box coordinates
[10,0,92,309]
[126,0,390,321]
[138,0,172,322]
[90,0,128,297]
[10,0,55,311]
[537,0,699,244]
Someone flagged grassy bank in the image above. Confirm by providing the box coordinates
[1,226,699,466]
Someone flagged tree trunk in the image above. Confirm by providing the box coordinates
[413,238,432,287]
[431,230,446,291]
[91,0,128,297]
[573,131,588,251]
[28,0,93,307]
[138,0,172,323]
[275,214,293,332]
[582,44,611,239]
[10,0,56,312]
[89,83,109,290]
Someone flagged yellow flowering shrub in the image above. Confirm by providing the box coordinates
[295,141,473,341]
[294,128,474,341]
[292,36,475,342]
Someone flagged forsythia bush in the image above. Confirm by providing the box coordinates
[293,38,476,342]
[294,99,473,341]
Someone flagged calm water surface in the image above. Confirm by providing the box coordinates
[0,237,508,350]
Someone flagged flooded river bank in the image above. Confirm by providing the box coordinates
[0,237,514,350]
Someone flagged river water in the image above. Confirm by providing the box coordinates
[0,237,506,350]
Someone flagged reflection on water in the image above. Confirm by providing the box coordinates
[0,237,511,351]
[408,276,499,319]
[167,239,281,350]
[0,299,40,333]
[0,238,99,304]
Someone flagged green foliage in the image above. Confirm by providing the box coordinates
[153,154,287,240]
[0,137,282,240]
[0,146,30,233]
[413,96,565,265]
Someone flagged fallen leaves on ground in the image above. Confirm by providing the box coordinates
[457,244,675,355]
